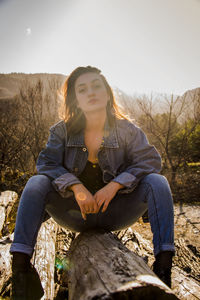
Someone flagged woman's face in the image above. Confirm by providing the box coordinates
[74,72,110,114]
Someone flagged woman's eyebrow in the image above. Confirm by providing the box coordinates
[76,79,101,88]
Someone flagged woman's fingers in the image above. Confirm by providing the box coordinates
[96,198,105,209]
[80,208,87,220]
[81,197,99,215]
[94,193,110,213]
[101,200,109,212]
[86,201,99,214]
[93,200,99,213]
[77,189,108,217]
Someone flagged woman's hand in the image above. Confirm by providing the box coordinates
[70,184,98,220]
[94,182,124,213]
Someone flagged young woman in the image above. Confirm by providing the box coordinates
[10,66,175,299]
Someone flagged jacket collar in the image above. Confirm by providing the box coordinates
[67,117,119,148]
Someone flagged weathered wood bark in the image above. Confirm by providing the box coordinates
[66,229,178,300]
[0,191,18,237]
[0,191,18,296]
[53,222,200,300]
[0,233,13,297]
[125,229,200,300]
[31,218,58,300]
[1,191,200,300]
[0,191,58,299]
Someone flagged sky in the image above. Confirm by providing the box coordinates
[0,0,200,96]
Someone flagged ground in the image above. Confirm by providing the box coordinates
[132,204,200,252]
[130,203,200,298]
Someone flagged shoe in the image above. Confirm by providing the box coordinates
[152,251,173,288]
[153,261,172,288]
[11,262,44,300]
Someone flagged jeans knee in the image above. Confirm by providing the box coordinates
[142,173,170,191]
[24,175,52,196]
[143,173,174,205]
[142,173,172,198]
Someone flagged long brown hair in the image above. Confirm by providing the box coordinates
[61,66,127,135]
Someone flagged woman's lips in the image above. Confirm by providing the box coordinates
[88,99,99,104]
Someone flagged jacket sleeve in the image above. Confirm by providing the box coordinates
[36,122,81,197]
[112,123,162,193]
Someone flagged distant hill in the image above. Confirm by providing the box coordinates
[0,73,199,116]
[0,73,66,101]
[180,87,200,102]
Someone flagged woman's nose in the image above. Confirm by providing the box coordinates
[88,88,95,96]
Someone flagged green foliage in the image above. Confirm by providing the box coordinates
[170,120,200,163]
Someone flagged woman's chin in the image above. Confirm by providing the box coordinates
[83,105,107,114]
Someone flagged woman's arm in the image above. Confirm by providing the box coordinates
[112,123,162,193]
[36,121,82,197]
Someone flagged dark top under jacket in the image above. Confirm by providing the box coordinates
[78,160,106,194]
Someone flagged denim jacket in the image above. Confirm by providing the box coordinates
[36,118,162,197]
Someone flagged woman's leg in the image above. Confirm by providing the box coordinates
[10,174,99,259]
[141,173,175,287]
[97,173,175,257]
[10,175,54,299]
[141,173,175,257]
[10,175,53,258]
[44,189,98,232]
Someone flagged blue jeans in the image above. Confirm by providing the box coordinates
[10,173,175,258]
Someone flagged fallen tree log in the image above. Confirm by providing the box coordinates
[53,223,200,300]
[0,191,18,237]
[126,229,200,300]
[0,191,58,300]
[0,233,13,297]
[1,191,200,299]
[0,219,58,300]
[0,191,18,296]
[31,218,58,300]
[66,229,178,300]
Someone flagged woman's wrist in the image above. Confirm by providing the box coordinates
[69,183,84,193]
[108,181,124,192]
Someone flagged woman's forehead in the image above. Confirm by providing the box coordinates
[75,72,102,87]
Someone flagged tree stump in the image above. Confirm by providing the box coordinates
[66,229,178,300]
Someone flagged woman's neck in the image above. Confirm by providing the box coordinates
[84,109,106,132]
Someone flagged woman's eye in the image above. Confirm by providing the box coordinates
[79,89,86,93]
[94,84,101,89]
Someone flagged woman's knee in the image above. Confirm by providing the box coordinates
[23,175,52,197]
[141,173,173,206]
[142,173,170,189]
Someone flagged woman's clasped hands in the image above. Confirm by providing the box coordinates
[71,182,123,220]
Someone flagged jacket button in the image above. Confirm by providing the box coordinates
[82,147,87,152]
[74,167,78,172]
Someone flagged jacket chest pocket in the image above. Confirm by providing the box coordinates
[64,148,77,172]
[64,147,88,175]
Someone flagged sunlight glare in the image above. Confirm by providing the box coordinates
[77,192,86,201]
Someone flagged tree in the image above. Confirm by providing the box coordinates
[135,93,200,182]
[170,121,200,163]
[0,77,61,176]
